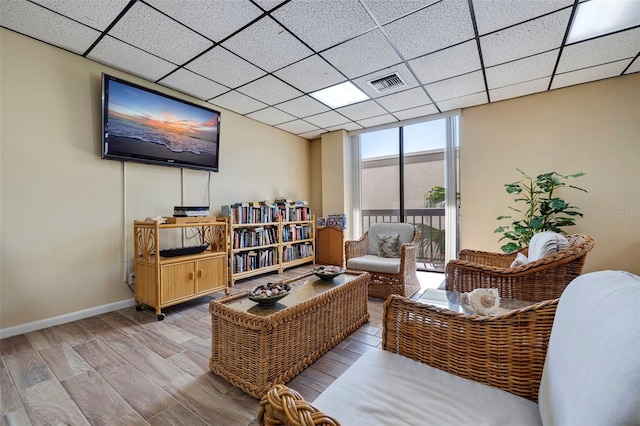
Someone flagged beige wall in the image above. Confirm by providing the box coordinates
[460,72,640,274]
[0,30,311,332]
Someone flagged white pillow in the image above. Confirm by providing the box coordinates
[527,232,570,262]
[510,252,530,268]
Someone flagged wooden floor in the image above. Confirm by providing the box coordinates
[0,265,443,426]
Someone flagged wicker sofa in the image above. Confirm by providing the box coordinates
[446,234,595,302]
[345,222,421,299]
[259,270,639,426]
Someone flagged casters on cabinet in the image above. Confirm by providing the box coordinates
[135,304,144,311]
[157,313,165,321]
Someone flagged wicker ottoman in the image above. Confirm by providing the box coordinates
[209,271,370,398]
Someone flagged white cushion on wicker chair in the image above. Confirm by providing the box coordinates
[527,231,570,262]
[538,270,640,425]
[347,255,401,274]
[313,349,541,426]
[367,223,415,255]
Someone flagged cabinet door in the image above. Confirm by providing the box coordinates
[316,226,345,266]
[160,262,196,304]
[196,256,226,293]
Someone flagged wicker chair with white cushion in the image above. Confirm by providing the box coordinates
[259,270,640,426]
[345,222,420,299]
[446,233,595,302]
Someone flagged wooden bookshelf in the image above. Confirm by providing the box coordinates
[222,202,315,286]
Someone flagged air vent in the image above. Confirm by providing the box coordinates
[367,73,406,93]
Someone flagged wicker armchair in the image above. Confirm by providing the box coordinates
[445,234,595,302]
[259,270,639,426]
[345,223,420,299]
[259,294,560,425]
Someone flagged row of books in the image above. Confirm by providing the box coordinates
[282,243,314,263]
[232,227,278,249]
[221,203,278,224]
[282,224,313,242]
[232,248,277,274]
[221,200,311,224]
[280,206,311,222]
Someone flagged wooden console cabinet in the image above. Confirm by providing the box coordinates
[315,225,345,267]
[134,217,228,320]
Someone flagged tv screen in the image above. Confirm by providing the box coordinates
[101,73,220,172]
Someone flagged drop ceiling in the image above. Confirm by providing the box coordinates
[2,0,639,140]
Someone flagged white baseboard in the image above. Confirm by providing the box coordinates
[0,298,136,339]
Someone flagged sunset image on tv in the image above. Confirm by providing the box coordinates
[105,78,220,170]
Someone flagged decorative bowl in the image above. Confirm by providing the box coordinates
[312,266,345,281]
[248,282,291,305]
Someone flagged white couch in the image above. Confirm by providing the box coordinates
[259,270,640,425]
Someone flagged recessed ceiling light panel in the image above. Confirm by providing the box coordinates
[310,82,370,108]
[568,0,640,44]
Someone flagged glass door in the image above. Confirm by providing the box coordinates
[355,116,459,271]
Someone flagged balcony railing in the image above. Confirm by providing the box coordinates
[361,208,448,272]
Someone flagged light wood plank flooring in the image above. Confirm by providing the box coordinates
[1,266,443,426]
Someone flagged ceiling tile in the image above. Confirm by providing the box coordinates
[393,104,439,120]
[384,0,475,60]
[481,8,571,67]
[159,69,229,100]
[88,35,177,81]
[472,0,573,35]
[31,0,131,30]
[625,58,640,74]
[551,60,630,90]
[436,92,487,111]
[489,77,550,102]
[209,91,267,115]
[425,71,486,102]
[253,0,287,12]
[186,47,266,89]
[357,114,398,128]
[321,30,402,79]
[274,54,346,93]
[362,0,438,25]
[272,0,376,51]
[557,28,640,73]
[336,100,388,121]
[146,0,263,42]
[222,16,313,72]
[275,96,330,117]
[304,111,350,128]
[108,2,212,65]
[237,75,303,106]
[376,87,433,112]
[486,49,558,90]
[276,120,321,134]
[353,64,420,99]
[298,130,326,140]
[246,108,297,126]
[326,122,363,132]
[0,1,100,54]
[408,40,481,84]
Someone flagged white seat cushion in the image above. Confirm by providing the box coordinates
[347,255,400,274]
[538,270,640,425]
[313,349,541,426]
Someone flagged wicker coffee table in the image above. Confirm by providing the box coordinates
[209,270,370,398]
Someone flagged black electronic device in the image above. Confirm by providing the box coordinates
[173,206,210,217]
[101,73,221,172]
[159,244,209,257]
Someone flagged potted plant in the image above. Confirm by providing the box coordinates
[495,169,587,253]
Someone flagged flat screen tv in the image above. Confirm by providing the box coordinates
[101,73,220,172]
